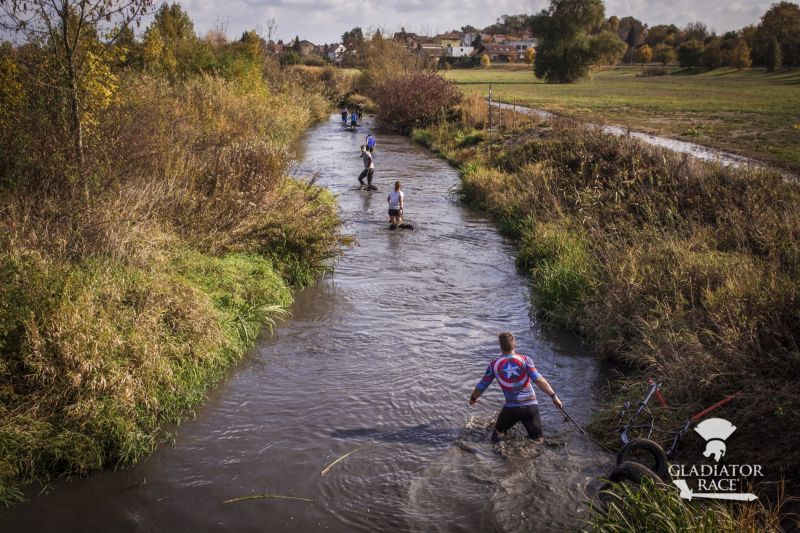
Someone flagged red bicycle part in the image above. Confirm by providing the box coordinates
[648,378,668,407]
[690,392,741,422]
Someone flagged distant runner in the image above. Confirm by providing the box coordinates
[366,133,376,153]
[350,110,358,130]
[387,181,404,229]
[469,332,562,443]
[358,145,375,190]
[341,107,349,124]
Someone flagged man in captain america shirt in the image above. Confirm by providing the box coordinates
[469,331,562,443]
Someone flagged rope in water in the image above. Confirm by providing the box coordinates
[557,405,617,474]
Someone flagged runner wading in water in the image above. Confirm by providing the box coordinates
[388,181,404,229]
[350,110,358,130]
[469,332,562,443]
[341,107,349,124]
[358,145,375,190]
[366,133,376,153]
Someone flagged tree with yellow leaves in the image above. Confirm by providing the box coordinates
[0,0,154,200]
[480,53,491,68]
[524,47,536,67]
[635,44,653,67]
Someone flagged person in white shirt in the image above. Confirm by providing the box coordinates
[358,145,375,190]
[387,181,404,229]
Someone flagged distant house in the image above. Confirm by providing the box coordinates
[267,40,285,54]
[445,45,474,58]
[483,43,518,62]
[506,38,537,60]
[461,32,479,47]
[325,43,347,63]
[296,40,316,57]
[394,29,428,51]
[436,32,461,48]
[418,43,445,57]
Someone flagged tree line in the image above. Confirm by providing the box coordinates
[484,1,799,82]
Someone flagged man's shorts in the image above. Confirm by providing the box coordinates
[494,404,542,439]
[388,208,400,217]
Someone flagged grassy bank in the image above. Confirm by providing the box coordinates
[0,57,348,503]
[406,93,799,527]
[444,66,800,172]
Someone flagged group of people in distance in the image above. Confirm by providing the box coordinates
[341,104,363,131]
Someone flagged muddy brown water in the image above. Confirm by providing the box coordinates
[1,115,609,532]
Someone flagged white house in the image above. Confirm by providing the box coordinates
[325,43,347,63]
[446,45,474,58]
[461,32,479,47]
[506,39,537,60]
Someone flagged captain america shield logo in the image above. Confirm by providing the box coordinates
[493,355,529,388]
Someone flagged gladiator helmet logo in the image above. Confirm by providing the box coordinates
[693,418,737,463]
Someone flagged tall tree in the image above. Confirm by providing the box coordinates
[634,44,653,67]
[683,21,709,44]
[142,3,195,75]
[677,39,704,68]
[756,1,800,68]
[653,43,676,67]
[730,40,752,70]
[766,36,783,71]
[0,0,154,200]
[701,39,725,69]
[591,30,627,65]
[532,0,606,83]
[645,24,679,48]
[616,16,646,63]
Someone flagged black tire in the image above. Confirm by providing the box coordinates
[607,461,663,485]
[616,438,671,482]
[596,461,663,511]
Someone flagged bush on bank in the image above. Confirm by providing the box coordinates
[0,51,343,504]
[370,72,462,134]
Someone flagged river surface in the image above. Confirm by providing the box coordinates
[1,115,607,532]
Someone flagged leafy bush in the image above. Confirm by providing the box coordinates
[373,72,462,133]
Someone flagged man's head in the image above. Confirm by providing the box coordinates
[360,145,366,152]
[498,332,515,353]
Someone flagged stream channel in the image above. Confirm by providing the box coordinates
[1,115,609,532]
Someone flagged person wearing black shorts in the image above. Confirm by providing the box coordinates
[387,181,404,228]
[469,332,562,443]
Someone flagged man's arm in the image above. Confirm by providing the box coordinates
[535,375,562,408]
[469,364,495,405]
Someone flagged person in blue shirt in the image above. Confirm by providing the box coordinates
[350,111,358,130]
[366,133,376,153]
[469,332,562,443]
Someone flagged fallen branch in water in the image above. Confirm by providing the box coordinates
[222,494,313,504]
[321,447,361,477]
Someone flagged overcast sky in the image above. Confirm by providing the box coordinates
[177,0,774,44]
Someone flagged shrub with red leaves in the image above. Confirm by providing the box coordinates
[374,72,462,133]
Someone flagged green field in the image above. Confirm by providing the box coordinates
[445,66,800,172]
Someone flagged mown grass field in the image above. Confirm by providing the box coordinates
[444,66,800,172]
